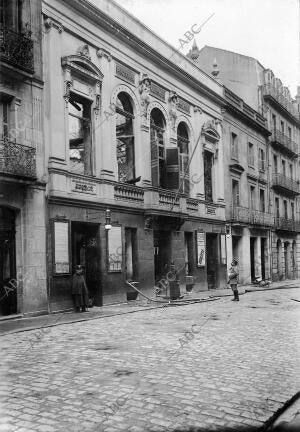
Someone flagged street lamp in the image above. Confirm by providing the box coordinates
[105,209,112,230]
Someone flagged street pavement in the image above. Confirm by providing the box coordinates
[0,288,300,432]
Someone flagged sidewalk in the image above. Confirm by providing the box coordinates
[0,278,299,336]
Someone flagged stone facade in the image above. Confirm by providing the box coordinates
[0,0,47,316]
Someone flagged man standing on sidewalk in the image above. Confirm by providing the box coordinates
[228,260,239,301]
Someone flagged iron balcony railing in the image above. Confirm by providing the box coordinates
[275,217,300,232]
[271,129,298,156]
[231,206,274,227]
[272,173,299,195]
[0,138,36,178]
[263,84,300,121]
[0,26,34,73]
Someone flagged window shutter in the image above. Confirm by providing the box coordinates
[166,147,179,190]
[150,127,159,188]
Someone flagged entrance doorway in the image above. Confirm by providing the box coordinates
[250,237,255,281]
[184,232,194,275]
[261,238,266,280]
[71,222,101,305]
[0,207,17,316]
[206,233,218,289]
[153,230,171,283]
[284,242,289,279]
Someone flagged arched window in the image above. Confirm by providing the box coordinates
[177,122,189,194]
[116,92,135,183]
[150,108,166,188]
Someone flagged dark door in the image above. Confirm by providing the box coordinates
[0,208,16,316]
[261,238,266,279]
[72,222,101,306]
[206,233,218,289]
[250,237,255,281]
[154,230,171,283]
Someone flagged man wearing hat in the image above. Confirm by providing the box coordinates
[72,265,89,312]
[228,259,239,301]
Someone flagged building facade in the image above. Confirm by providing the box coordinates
[197,46,300,282]
[0,0,47,316]
[42,0,230,312]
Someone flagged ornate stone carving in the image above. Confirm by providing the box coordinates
[96,48,112,62]
[169,91,178,130]
[63,66,73,107]
[194,105,203,114]
[44,17,63,33]
[139,73,151,118]
[77,44,91,60]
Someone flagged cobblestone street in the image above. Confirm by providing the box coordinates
[0,288,300,432]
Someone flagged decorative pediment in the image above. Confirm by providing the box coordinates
[229,163,245,176]
[201,120,220,142]
[61,55,103,82]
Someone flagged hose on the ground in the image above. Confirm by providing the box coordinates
[125,281,219,306]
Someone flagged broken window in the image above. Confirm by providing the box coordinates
[177,122,189,195]
[150,108,166,188]
[116,92,135,183]
[68,93,92,176]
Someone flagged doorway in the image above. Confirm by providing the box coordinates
[71,222,101,305]
[284,242,289,279]
[261,238,266,280]
[184,232,194,275]
[0,207,17,316]
[153,230,172,283]
[250,237,255,281]
[206,233,218,289]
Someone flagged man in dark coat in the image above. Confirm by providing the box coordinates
[72,265,89,312]
[228,259,239,301]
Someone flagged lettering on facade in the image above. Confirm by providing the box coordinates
[115,61,135,85]
[71,179,96,195]
[150,82,166,102]
[206,205,216,215]
[177,97,190,115]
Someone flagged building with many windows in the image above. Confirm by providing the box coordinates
[0,0,47,316]
[196,45,300,282]
[42,0,229,311]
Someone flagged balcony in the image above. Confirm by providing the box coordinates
[270,129,298,157]
[0,26,34,74]
[275,217,300,232]
[263,84,300,123]
[0,138,36,179]
[114,183,144,203]
[230,206,274,227]
[272,173,299,196]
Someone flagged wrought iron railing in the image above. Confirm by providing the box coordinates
[0,26,34,73]
[272,173,299,194]
[231,206,274,226]
[263,84,300,121]
[271,129,298,156]
[114,183,144,202]
[0,138,36,178]
[275,217,300,232]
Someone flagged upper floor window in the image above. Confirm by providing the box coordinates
[232,179,239,207]
[291,202,295,220]
[273,154,278,173]
[288,126,292,140]
[280,120,284,134]
[0,97,9,139]
[283,200,288,219]
[231,133,238,160]
[150,108,166,189]
[259,148,265,171]
[0,0,23,32]
[177,122,189,195]
[272,114,276,129]
[116,92,135,183]
[249,185,256,210]
[68,93,92,176]
[259,189,265,213]
[275,197,280,218]
[282,159,286,176]
[248,142,254,166]
[204,150,214,202]
[289,163,293,179]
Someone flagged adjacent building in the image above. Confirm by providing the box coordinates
[0,0,47,316]
[196,45,300,282]
[42,0,228,312]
